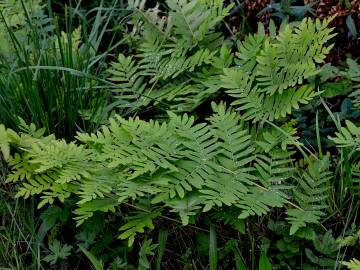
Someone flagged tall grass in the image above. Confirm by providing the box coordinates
[0,159,42,269]
[0,0,125,138]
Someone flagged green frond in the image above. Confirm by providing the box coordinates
[118,209,160,247]
[166,194,203,225]
[77,169,119,204]
[256,122,301,153]
[254,150,295,187]
[329,120,360,150]
[342,259,360,270]
[236,188,286,219]
[166,0,232,47]
[5,104,318,243]
[107,54,148,108]
[55,26,83,52]
[337,229,360,248]
[230,85,318,122]
[286,209,321,236]
[286,156,331,234]
[346,59,360,107]
[101,115,180,177]
[256,18,334,95]
[116,174,170,203]
[0,0,43,56]
[73,198,119,226]
[220,17,334,122]
[165,111,221,198]
[235,34,265,72]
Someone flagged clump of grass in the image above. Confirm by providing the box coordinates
[0,0,124,138]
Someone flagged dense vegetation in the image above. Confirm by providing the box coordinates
[1,0,360,269]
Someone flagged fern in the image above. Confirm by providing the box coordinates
[337,229,360,248]
[166,0,233,48]
[343,259,360,270]
[255,121,301,153]
[55,26,83,53]
[166,194,202,225]
[4,104,303,244]
[235,33,265,72]
[346,59,360,107]
[329,120,360,150]
[107,0,233,113]
[199,102,255,212]
[107,54,148,109]
[73,198,118,226]
[119,209,160,247]
[220,17,334,122]
[286,156,331,235]
[256,18,334,95]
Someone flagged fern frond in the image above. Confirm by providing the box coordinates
[256,18,334,95]
[346,59,360,107]
[231,85,318,122]
[166,194,203,225]
[118,209,160,247]
[28,141,93,184]
[73,198,118,226]
[220,17,334,122]
[235,33,265,72]
[6,105,309,243]
[165,111,221,198]
[342,259,360,270]
[256,121,301,153]
[55,26,82,52]
[254,150,295,187]
[337,229,360,248]
[198,103,255,211]
[329,120,360,150]
[286,156,331,234]
[77,169,119,204]
[102,115,180,177]
[166,0,232,47]
[107,54,148,108]
[236,188,286,219]
[116,174,170,203]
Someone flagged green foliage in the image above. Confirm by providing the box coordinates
[79,245,104,270]
[220,17,335,122]
[209,224,217,270]
[343,259,360,270]
[337,229,360,248]
[0,0,43,57]
[259,252,273,270]
[138,239,157,270]
[0,1,115,138]
[1,1,359,267]
[107,0,234,113]
[155,230,168,270]
[346,59,360,107]
[43,240,72,265]
[286,156,331,235]
[329,120,360,150]
[3,103,307,246]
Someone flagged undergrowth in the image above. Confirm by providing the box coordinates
[1,0,360,269]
